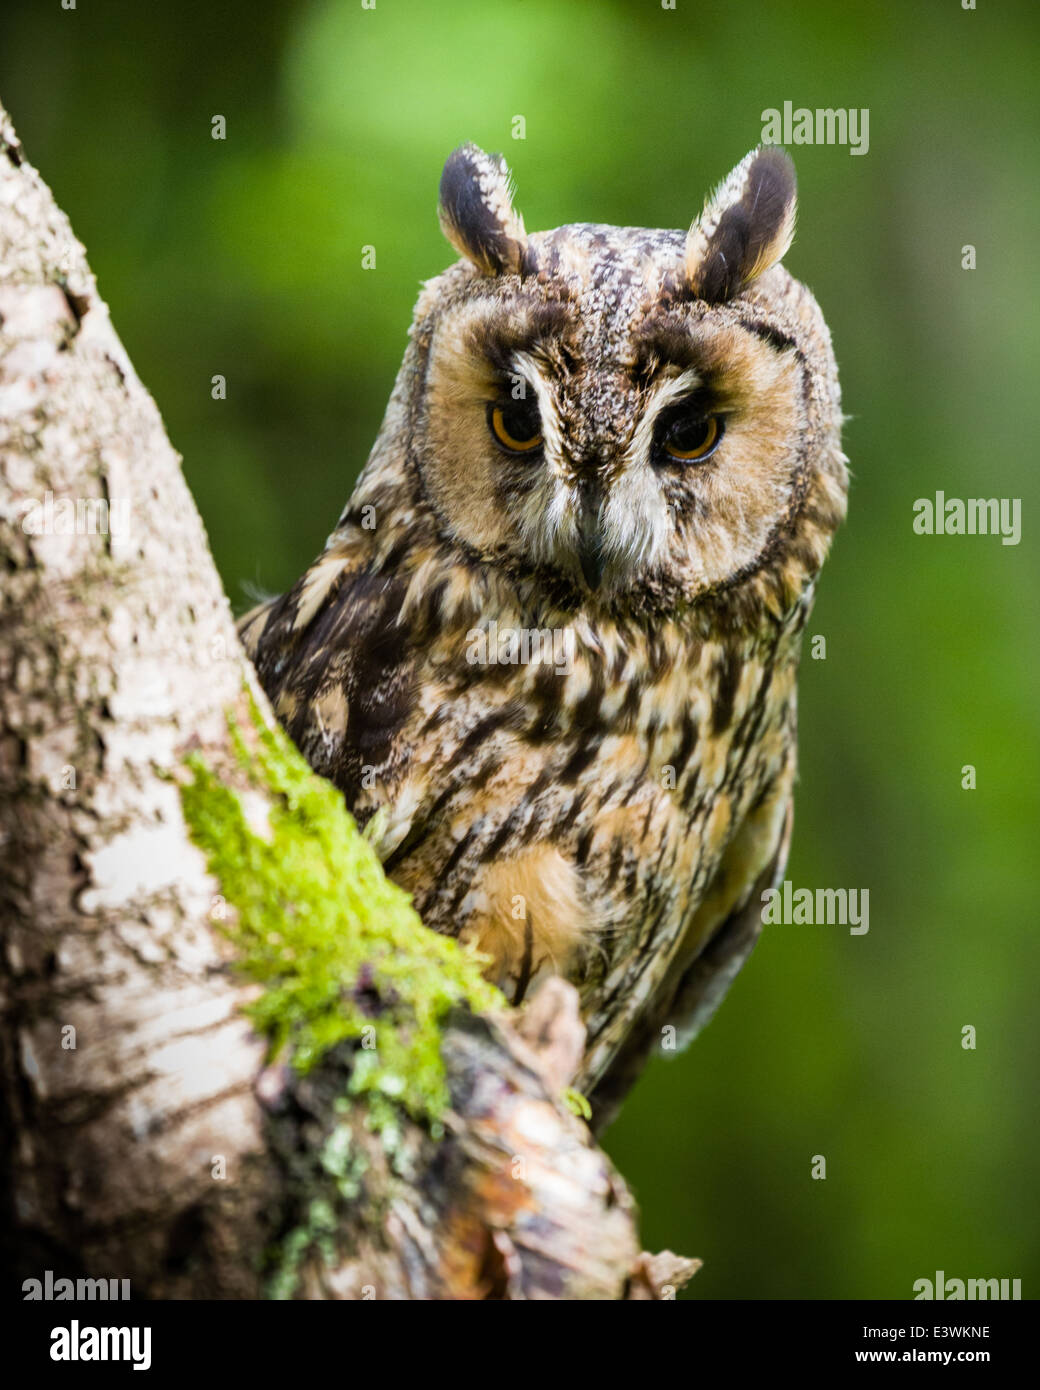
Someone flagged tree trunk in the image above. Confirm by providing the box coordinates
[0,100,694,1301]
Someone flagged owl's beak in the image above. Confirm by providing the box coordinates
[579,536,605,591]
[577,483,605,591]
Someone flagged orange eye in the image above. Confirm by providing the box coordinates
[661,413,722,462]
[489,401,543,454]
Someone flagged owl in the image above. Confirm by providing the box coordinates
[239,143,847,1127]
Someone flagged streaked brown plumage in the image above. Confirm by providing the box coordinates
[240,143,847,1126]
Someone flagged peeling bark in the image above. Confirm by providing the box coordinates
[0,100,693,1300]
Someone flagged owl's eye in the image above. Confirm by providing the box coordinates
[656,411,724,464]
[488,399,543,455]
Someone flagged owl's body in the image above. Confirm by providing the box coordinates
[241,145,846,1123]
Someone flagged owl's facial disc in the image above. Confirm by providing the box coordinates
[418,284,809,609]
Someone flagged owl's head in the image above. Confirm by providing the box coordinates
[363,143,847,624]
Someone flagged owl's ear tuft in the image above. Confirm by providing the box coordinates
[685,147,797,304]
[438,143,528,277]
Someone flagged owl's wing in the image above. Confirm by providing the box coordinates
[669,797,793,1040]
[586,797,793,1134]
[236,551,420,829]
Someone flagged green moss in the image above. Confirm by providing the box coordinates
[265,1198,339,1302]
[179,697,502,1124]
[562,1086,592,1121]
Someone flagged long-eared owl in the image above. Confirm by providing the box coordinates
[240,143,847,1127]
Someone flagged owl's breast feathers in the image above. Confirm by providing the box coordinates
[239,531,809,1115]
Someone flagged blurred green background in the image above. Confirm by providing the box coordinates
[4,0,1037,1299]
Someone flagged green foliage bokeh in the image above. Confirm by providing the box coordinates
[5,0,1037,1298]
